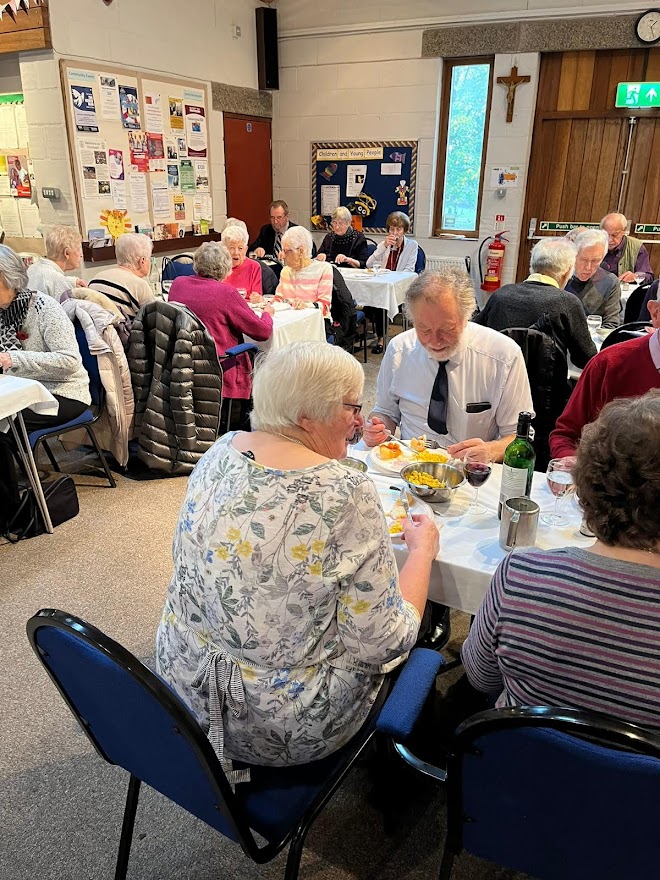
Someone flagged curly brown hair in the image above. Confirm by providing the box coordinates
[574,390,660,552]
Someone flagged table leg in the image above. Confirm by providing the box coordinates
[383,307,389,349]
[9,412,54,534]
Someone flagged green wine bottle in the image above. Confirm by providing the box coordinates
[498,412,535,519]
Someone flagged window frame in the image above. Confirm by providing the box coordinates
[433,56,494,239]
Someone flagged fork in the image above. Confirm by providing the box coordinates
[383,430,440,451]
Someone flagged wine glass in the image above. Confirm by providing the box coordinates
[541,458,575,527]
[634,272,646,285]
[465,461,492,515]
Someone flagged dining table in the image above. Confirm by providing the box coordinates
[244,303,326,351]
[0,374,59,534]
[349,442,593,616]
[337,267,416,347]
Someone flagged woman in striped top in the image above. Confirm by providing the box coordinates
[462,390,660,730]
[275,226,332,319]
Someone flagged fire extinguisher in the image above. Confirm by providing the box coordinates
[480,232,509,292]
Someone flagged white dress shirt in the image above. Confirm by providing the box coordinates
[374,323,534,445]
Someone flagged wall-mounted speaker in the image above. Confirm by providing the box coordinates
[256,7,279,91]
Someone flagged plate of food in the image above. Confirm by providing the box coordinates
[376,485,433,540]
[366,436,451,476]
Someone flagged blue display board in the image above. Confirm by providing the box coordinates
[311,140,418,234]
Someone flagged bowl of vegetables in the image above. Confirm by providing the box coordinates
[400,461,466,503]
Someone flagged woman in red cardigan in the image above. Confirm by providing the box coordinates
[168,241,274,401]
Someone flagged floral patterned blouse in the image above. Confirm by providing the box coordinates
[156,432,420,769]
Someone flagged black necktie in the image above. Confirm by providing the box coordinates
[427,361,449,435]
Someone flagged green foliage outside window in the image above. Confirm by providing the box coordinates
[441,63,491,233]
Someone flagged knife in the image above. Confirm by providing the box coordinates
[390,485,412,518]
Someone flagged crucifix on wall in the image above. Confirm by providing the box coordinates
[496,66,530,123]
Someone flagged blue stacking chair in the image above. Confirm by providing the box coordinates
[29,320,116,488]
[382,691,660,880]
[414,245,426,274]
[161,253,195,294]
[365,238,378,259]
[26,608,392,880]
[219,341,259,433]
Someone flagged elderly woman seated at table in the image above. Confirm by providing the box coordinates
[222,223,262,298]
[316,206,369,268]
[462,390,660,729]
[565,229,622,328]
[168,241,273,402]
[156,341,439,769]
[26,225,88,302]
[275,226,333,318]
[0,244,90,432]
[365,211,419,354]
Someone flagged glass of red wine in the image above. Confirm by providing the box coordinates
[465,459,492,516]
[541,458,575,527]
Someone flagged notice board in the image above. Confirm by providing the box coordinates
[311,140,418,234]
[60,59,213,243]
[0,92,42,241]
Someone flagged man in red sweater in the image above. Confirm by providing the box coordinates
[550,295,660,458]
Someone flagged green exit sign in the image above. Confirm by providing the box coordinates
[615,82,660,108]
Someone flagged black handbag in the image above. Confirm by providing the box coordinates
[5,475,79,541]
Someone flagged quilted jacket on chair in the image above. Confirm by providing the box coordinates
[127,300,223,474]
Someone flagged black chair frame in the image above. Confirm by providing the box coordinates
[27,608,388,880]
[439,705,660,880]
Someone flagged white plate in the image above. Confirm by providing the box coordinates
[376,485,433,541]
[248,300,291,312]
[366,442,450,476]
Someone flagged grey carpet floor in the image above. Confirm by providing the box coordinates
[0,341,528,880]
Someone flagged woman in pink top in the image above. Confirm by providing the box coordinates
[275,226,332,318]
[222,224,262,297]
[168,242,273,400]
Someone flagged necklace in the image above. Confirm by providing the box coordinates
[268,430,306,448]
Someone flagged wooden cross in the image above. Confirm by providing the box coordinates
[496,66,531,123]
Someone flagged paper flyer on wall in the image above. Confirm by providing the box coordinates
[18,200,41,237]
[173,195,185,220]
[78,138,110,199]
[0,197,22,236]
[119,85,141,130]
[490,166,520,188]
[151,176,170,220]
[169,97,184,131]
[179,159,195,192]
[0,104,17,148]
[129,173,148,213]
[165,138,178,161]
[193,159,209,191]
[346,165,367,197]
[380,162,401,176]
[192,194,212,222]
[167,163,180,191]
[71,84,99,132]
[14,103,28,148]
[147,133,165,172]
[144,93,163,134]
[111,180,127,210]
[320,185,340,215]
[98,74,121,120]
[109,148,124,180]
[0,155,9,195]
[176,135,187,157]
[184,104,207,157]
[128,131,149,173]
[8,153,31,198]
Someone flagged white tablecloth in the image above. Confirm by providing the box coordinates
[337,268,416,320]
[351,445,593,615]
[0,374,58,427]
[245,307,326,351]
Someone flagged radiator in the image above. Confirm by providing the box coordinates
[425,256,471,274]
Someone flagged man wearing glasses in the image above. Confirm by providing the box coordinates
[250,200,317,263]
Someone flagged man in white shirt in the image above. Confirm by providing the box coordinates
[27,226,88,301]
[90,232,156,318]
[365,269,533,463]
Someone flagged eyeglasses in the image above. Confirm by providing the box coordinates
[342,403,362,417]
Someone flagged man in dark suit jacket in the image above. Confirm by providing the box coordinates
[249,199,315,261]
[473,237,597,370]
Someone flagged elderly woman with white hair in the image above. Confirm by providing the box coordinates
[316,206,369,268]
[565,229,622,328]
[221,223,262,297]
[0,244,90,431]
[156,340,439,770]
[26,226,88,302]
[90,232,156,318]
[168,241,273,402]
[275,226,333,317]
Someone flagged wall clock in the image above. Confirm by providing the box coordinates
[636,9,660,44]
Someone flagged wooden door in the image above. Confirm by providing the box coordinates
[223,113,272,242]
[517,49,660,280]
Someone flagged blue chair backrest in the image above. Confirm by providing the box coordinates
[27,610,247,846]
[161,254,195,283]
[74,319,101,408]
[365,238,378,259]
[414,246,426,273]
[454,710,660,880]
